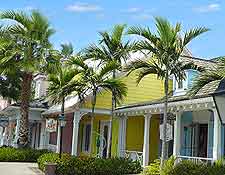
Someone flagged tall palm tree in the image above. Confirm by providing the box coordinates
[47,44,84,157]
[84,24,132,157]
[190,57,225,95]
[0,10,55,147]
[69,56,128,154]
[125,17,208,166]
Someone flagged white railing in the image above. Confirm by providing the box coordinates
[176,155,214,165]
[47,144,57,152]
[122,150,143,165]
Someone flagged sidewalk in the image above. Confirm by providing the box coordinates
[0,162,44,175]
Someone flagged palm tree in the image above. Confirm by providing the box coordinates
[84,24,132,157]
[0,10,55,147]
[0,72,22,102]
[190,57,225,95]
[47,44,84,157]
[69,56,128,154]
[125,17,208,166]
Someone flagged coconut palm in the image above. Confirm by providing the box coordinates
[0,10,54,147]
[190,57,225,95]
[125,17,209,166]
[84,24,132,157]
[69,56,128,154]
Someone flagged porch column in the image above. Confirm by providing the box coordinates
[118,116,127,157]
[143,114,151,167]
[71,111,80,156]
[213,108,222,160]
[56,121,61,153]
[39,120,47,149]
[173,112,181,157]
[14,119,20,147]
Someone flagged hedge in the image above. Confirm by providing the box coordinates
[143,157,225,175]
[38,153,142,175]
[0,147,50,162]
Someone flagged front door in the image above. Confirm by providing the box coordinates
[198,124,208,157]
[100,121,110,158]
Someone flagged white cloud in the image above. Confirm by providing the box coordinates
[132,14,152,20]
[194,3,221,13]
[66,2,102,12]
[123,7,141,13]
[24,5,36,11]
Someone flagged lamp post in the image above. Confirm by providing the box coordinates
[58,114,66,159]
[212,78,225,124]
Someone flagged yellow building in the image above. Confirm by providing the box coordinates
[43,71,172,166]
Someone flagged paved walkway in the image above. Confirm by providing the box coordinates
[0,162,44,175]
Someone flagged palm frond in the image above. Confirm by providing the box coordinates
[183,27,209,47]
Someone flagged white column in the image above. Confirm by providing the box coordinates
[173,112,181,157]
[71,111,81,156]
[13,119,20,147]
[39,120,46,149]
[56,121,61,153]
[118,116,127,157]
[143,114,151,167]
[213,108,222,160]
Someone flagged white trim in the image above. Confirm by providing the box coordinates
[116,97,214,116]
[80,108,111,115]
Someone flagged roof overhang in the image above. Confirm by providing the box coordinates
[115,97,214,116]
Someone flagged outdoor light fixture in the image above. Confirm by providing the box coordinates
[212,78,225,124]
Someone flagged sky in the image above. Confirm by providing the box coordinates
[1,0,225,59]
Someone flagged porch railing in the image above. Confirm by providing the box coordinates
[176,155,214,165]
[121,150,143,165]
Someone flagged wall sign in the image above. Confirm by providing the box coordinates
[46,119,57,132]
[160,123,173,142]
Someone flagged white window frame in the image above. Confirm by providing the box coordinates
[175,71,188,92]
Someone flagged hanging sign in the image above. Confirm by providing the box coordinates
[159,123,173,142]
[46,119,57,132]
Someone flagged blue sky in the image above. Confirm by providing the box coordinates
[1,0,225,59]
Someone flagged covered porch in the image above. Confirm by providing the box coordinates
[115,96,223,166]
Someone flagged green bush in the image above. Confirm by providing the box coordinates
[142,157,175,175]
[167,160,209,175]
[38,153,142,175]
[142,159,160,175]
[0,147,50,162]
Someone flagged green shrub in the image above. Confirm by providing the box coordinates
[142,159,160,175]
[38,153,142,175]
[142,157,175,175]
[0,147,50,162]
[167,160,209,175]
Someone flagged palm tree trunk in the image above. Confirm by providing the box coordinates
[89,90,96,154]
[107,70,116,158]
[59,97,65,158]
[160,71,169,168]
[18,72,33,148]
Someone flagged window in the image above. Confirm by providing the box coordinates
[178,80,183,89]
[82,123,91,152]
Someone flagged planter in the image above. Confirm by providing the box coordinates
[45,163,57,175]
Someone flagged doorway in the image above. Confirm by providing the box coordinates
[100,121,110,158]
[198,124,208,157]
